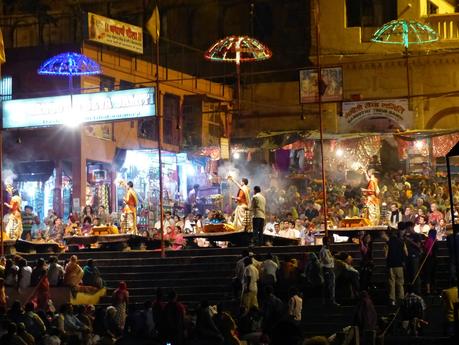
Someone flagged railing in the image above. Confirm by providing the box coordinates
[425,13,459,41]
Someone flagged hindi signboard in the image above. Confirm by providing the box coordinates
[341,99,412,131]
[88,12,143,54]
[3,88,155,129]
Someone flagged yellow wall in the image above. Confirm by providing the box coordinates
[235,1,459,138]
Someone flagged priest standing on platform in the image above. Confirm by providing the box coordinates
[121,181,139,234]
[228,176,250,231]
[251,186,266,246]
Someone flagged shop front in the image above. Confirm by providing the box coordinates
[2,87,156,230]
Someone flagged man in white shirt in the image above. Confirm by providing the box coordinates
[261,253,278,287]
[242,257,259,310]
[387,203,403,229]
[414,215,430,235]
[251,186,266,246]
[295,218,306,233]
[263,214,276,234]
[279,221,300,239]
[47,256,65,286]
[154,211,175,233]
[18,258,32,290]
[288,288,303,322]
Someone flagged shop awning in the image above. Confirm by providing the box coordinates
[393,129,459,141]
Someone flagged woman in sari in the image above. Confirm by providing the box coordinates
[64,255,84,288]
[112,281,129,330]
[32,274,51,311]
[4,186,23,240]
[118,180,138,234]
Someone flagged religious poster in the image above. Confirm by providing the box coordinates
[341,99,413,132]
[84,124,112,141]
[299,67,343,103]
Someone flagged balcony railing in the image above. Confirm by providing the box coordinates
[425,13,459,41]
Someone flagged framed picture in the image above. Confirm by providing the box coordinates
[299,67,343,103]
[92,170,107,182]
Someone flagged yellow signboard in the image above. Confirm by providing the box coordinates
[88,12,143,54]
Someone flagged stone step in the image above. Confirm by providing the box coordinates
[104,277,233,288]
[104,284,231,296]
[101,269,233,280]
[97,262,236,273]
[100,291,232,305]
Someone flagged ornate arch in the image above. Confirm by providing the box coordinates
[426,107,459,129]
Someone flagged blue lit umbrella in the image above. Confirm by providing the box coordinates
[38,52,101,90]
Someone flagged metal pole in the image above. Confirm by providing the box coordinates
[154,31,165,258]
[446,156,459,287]
[405,47,411,105]
[0,129,3,256]
[315,0,328,237]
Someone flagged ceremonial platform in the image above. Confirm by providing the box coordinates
[1,225,395,254]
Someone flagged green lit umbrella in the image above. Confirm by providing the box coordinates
[371,19,438,48]
[371,19,438,103]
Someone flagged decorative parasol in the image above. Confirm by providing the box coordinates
[205,35,271,120]
[38,52,101,90]
[371,19,438,101]
[371,19,438,48]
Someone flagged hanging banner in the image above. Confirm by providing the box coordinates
[220,137,230,160]
[341,99,413,131]
[87,12,143,54]
[3,88,155,129]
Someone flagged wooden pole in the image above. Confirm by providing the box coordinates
[315,0,328,237]
[153,14,165,258]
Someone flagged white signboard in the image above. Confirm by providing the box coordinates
[341,99,412,131]
[3,88,156,129]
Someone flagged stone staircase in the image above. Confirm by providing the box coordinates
[18,240,452,340]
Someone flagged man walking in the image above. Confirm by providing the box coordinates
[242,256,259,310]
[386,229,408,306]
[251,186,266,246]
[319,236,338,306]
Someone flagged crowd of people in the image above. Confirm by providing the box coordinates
[0,229,457,345]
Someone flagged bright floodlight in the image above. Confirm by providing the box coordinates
[336,148,344,157]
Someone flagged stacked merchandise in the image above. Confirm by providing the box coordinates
[94,184,110,211]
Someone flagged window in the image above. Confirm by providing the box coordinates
[163,93,180,145]
[138,119,157,140]
[100,75,115,91]
[346,0,397,27]
[0,76,12,101]
[120,80,135,90]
